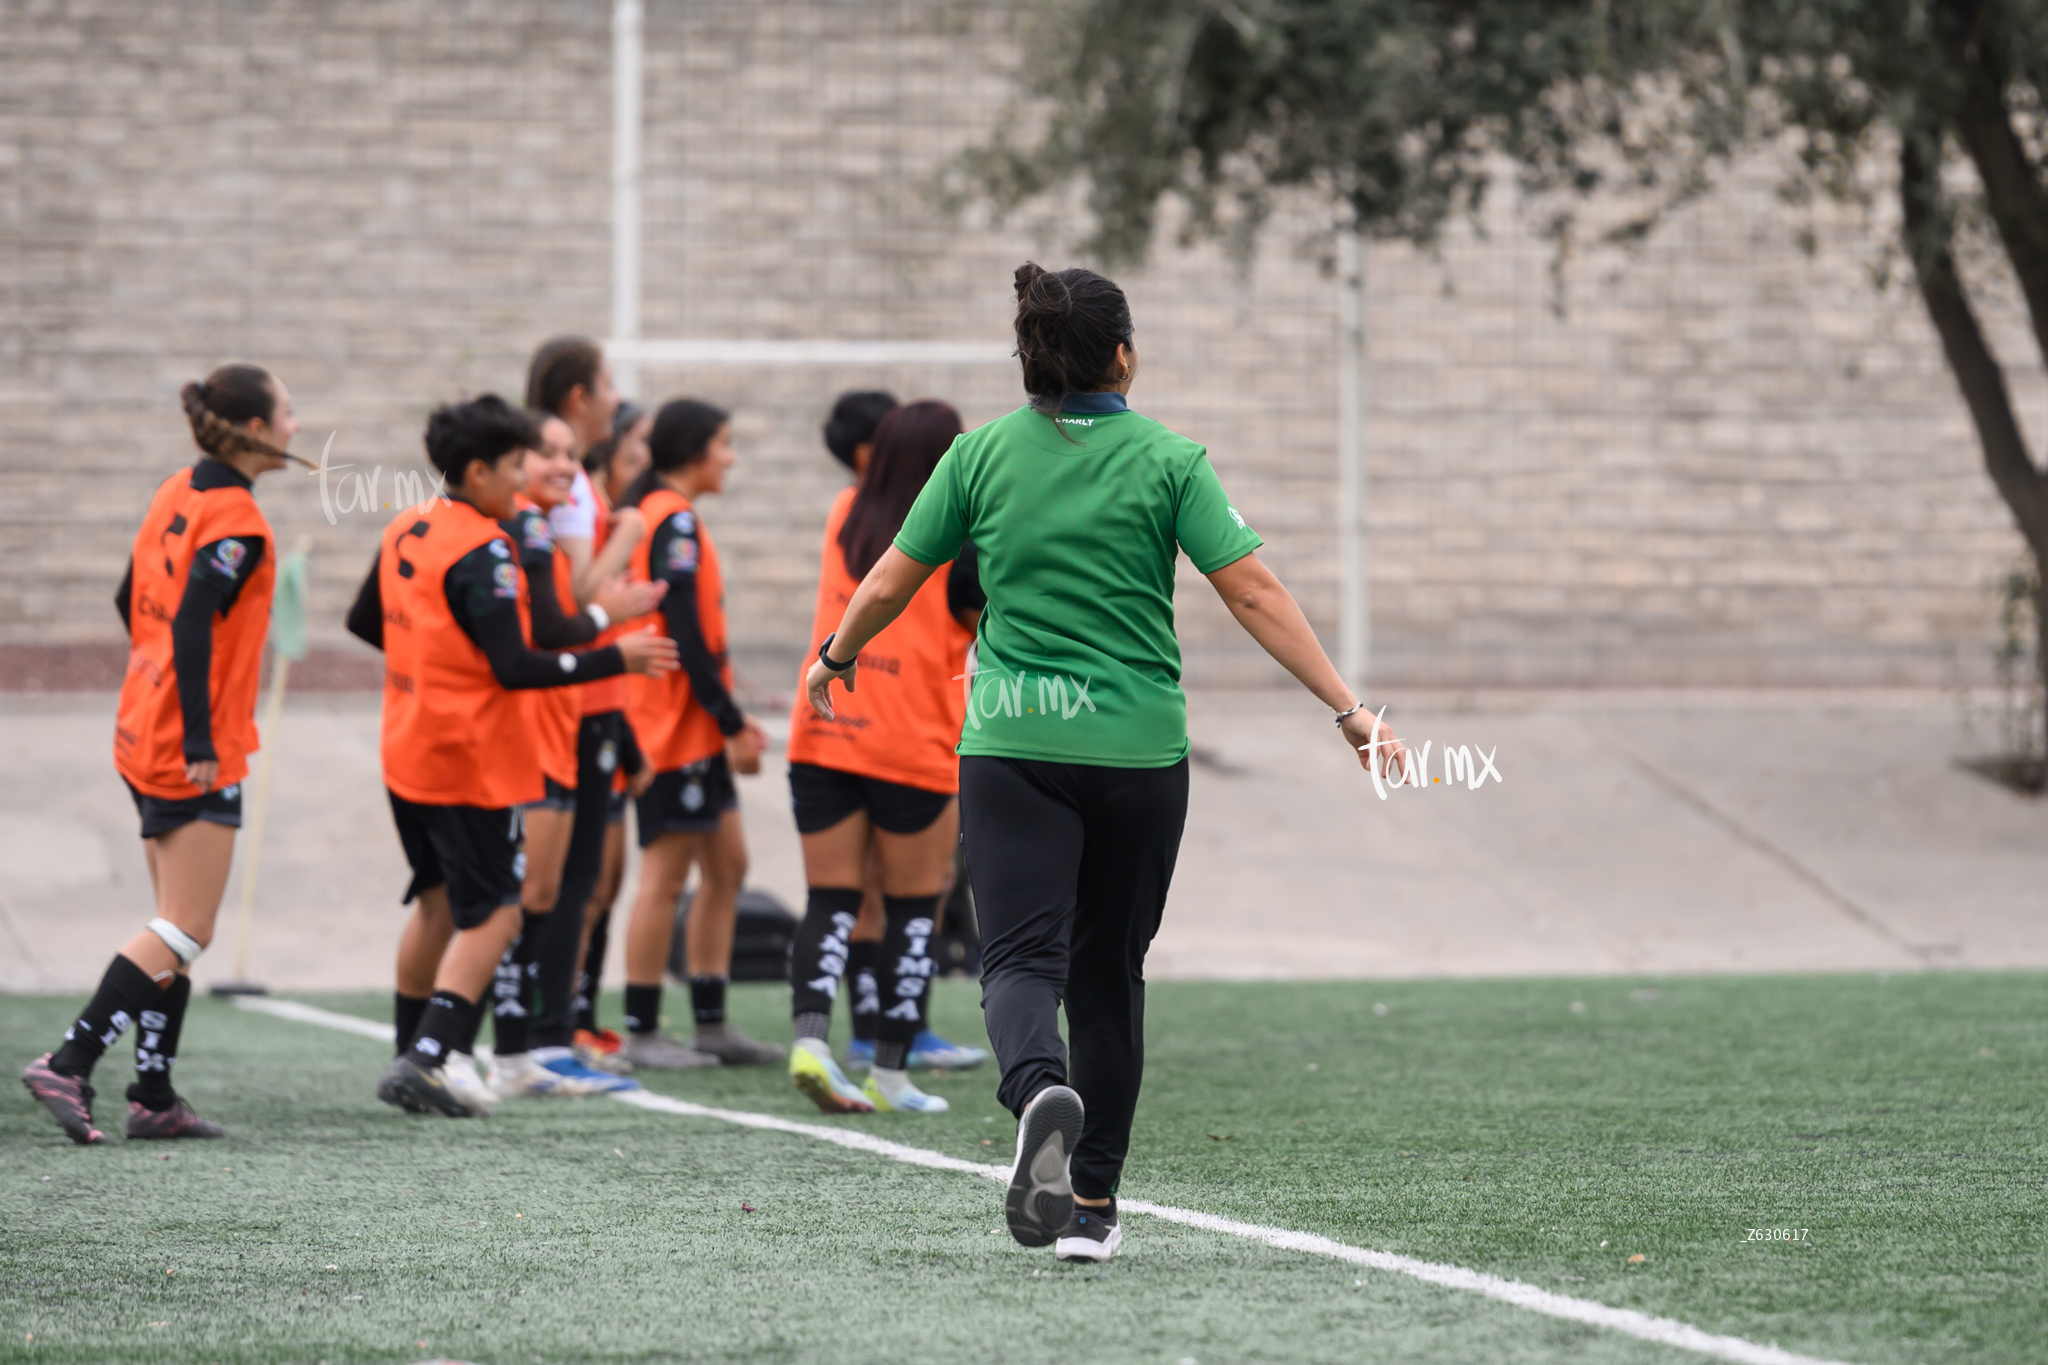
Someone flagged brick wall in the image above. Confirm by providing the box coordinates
[0,0,2026,690]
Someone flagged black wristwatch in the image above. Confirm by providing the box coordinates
[817,632,857,673]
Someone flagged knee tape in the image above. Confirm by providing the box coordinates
[147,917,203,967]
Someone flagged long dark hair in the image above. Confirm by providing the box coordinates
[621,398,730,508]
[179,363,282,461]
[838,400,963,580]
[1012,262,1132,415]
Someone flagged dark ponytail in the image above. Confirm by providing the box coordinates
[1012,262,1132,415]
[620,398,730,508]
[180,363,282,461]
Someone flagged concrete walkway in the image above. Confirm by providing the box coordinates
[1,690,2041,994]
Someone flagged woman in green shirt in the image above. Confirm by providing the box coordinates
[805,262,1408,1263]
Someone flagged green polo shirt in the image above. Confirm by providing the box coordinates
[893,395,1263,767]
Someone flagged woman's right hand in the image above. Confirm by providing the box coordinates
[1340,708,1408,781]
[616,628,679,676]
[805,656,856,720]
[593,573,666,623]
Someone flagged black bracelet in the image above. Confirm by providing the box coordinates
[818,632,857,673]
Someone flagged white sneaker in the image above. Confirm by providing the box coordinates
[1055,1205,1123,1262]
[492,1050,603,1098]
[441,1052,498,1114]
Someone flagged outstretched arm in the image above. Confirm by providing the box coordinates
[1204,551,1405,777]
[804,545,940,719]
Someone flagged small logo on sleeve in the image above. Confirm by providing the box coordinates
[666,536,699,572]
[492,563,520,599]
[1227,505,1248,531]
[211,539,246,578]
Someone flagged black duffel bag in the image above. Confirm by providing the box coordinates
[669,885,800,984]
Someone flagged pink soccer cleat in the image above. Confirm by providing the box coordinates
[125,1096,225,1140]
[20,1054,107,1146]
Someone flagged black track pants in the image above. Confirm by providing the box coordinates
[532,712,621,1048]
[960,754,1189,1200]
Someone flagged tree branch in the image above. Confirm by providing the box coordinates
[1942,6,2048,374]
[1901,130,2048,555]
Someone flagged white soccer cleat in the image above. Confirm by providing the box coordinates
[441,1052,498,1114]
[491,1050,603,1098]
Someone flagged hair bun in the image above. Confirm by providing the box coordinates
[1014,261,1072,319]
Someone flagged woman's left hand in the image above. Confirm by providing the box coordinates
[805,656,856,719]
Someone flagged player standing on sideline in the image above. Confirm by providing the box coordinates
[819,392,989,1076]
[785,401,983,1116]
[569,400,655,1063]
[484,413,663,1098]
[807,264,1408,1260]
[21,365,300,1144]
[514,340,653,1083]
[616,400,782,1070]
[345,395,675,1117]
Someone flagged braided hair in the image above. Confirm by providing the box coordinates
[1011,262,1132,416]
[180,364,287,463]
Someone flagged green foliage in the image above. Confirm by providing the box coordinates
[969,0,2048,269]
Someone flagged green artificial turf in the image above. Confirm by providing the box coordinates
[3,973,2044,1365]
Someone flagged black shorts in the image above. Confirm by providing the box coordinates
[525,775,576,815]
[126,778,242,841]
[635,754,737,845]
[387,790,526,930]
[787,761,953,836]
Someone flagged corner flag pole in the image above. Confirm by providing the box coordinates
[211,537,311,998]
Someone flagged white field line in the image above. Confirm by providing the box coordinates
[237,996,1858,1365]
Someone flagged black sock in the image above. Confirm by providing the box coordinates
[128,973,191,1110]
[790,886,862,1022]
[576,910,610,1033]
[793,1011,832,1043]
[875,894,940,1068]
[492,911,544,1056]
[623,983,662,1035]
[846,940,881,1043]
[1074,1196,1118,1225]
[457,992,486,1056]
[689,974,727,1027]
[395,993,430,1057]
[51,954,164,1078]
[407,991,475,1068]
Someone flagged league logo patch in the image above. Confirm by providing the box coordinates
[489,539,511,559]
[212,539,246,578]
[666,536,699,572]
[670,511,695,534]
[492,563,520,599]
[1227,505,1249,531]
[522,516,553,551]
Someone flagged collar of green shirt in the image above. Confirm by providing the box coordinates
[1056,391,1130,415]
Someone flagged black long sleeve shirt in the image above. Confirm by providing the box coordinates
[645,507,745,737]
[345,536,625,692]
[117,460,267,763]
